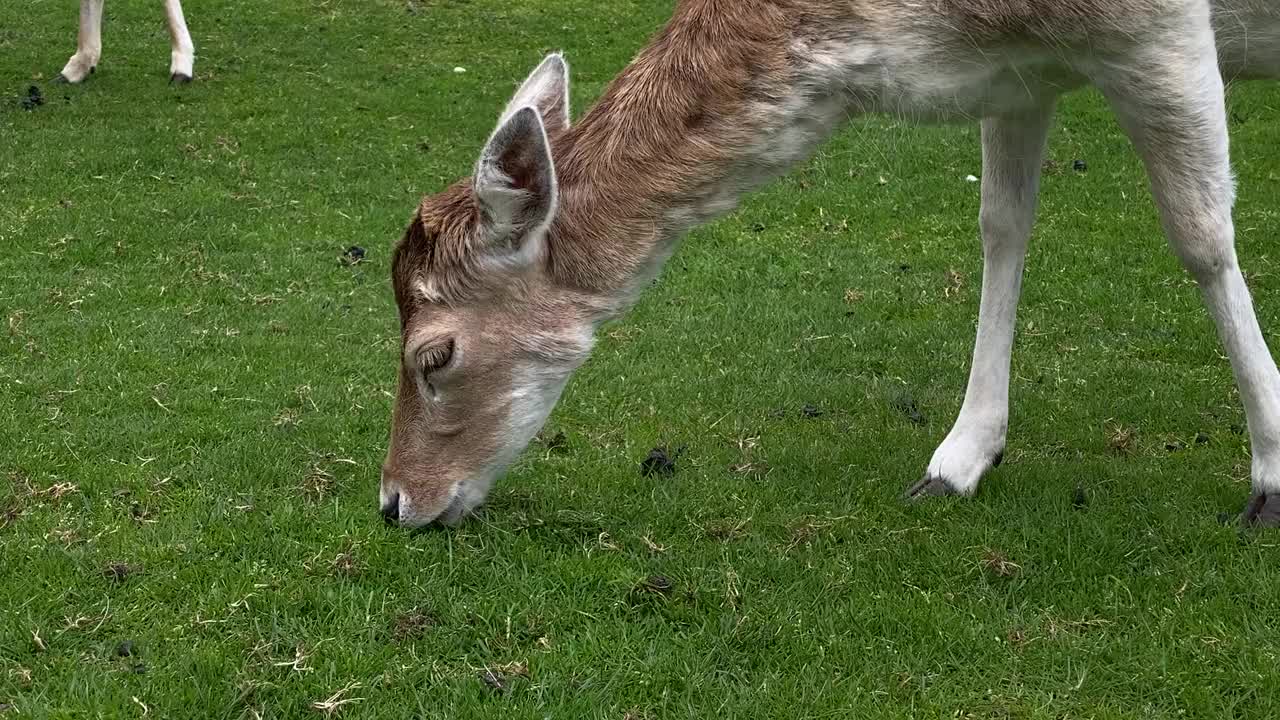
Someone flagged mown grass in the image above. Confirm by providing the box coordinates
[3,1,1280,718]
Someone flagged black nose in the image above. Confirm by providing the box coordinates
[381,493,400,526]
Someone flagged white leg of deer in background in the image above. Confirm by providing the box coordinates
[907,103,1055,499]
[1099,26,1280,526]
[58,0,105,83]
[164,0,195,82]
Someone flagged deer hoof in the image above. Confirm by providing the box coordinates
[1240,492,1280,528]
[170,72,193,85]
[904,474,960,501]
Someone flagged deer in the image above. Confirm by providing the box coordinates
[381,0,1280,530]
[58,0,194,84]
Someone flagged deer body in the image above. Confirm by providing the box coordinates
[384,0,1280,528]
[59,0,194,83]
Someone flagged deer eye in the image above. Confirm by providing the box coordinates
[418,339,456,375]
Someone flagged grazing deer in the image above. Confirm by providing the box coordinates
[382,0,1280,529]
[58,0,194,83]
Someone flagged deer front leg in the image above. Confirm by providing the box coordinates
[906,103,1055,499]
[164,0,195,83]
[57,0,105,83]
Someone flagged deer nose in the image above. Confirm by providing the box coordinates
[381,492,400,526]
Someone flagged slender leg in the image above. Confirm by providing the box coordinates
[907,102,1055,499]
[164,0,195,83]
[1095,21,1280,527]
[57,0,105,84]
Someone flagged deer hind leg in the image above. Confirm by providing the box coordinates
[164,0,195,83]
[906,102,1055,499]
[1096,24,1280,527]
[58,0,105,83]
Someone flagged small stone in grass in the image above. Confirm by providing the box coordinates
[801,403,823,419]
[116,640,135,657]
[965,174,978,182]
[1072,159,1088,172]
[453,66,467,74]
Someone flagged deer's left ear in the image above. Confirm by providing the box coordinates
[474,106,557,256]
[500,53,570,134]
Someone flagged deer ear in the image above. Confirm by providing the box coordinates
[500,53,570,134]
[474,106,557,257]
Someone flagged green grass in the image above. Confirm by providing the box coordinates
[3,1,1280,717]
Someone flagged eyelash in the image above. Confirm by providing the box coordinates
[420,339,455,375]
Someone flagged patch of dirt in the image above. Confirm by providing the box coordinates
[535,430,570,455]
[103,562,140,584]
[301,465,335,501]
[1006,627,1032,649]
[1106,424,1137,455]
[0,497,21,530]
[980,550,1021,578]
[327,540,364,579]
[944,268,966,299]
[702,517,750,542]
[391,608,439,641]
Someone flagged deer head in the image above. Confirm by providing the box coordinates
[381,55,601,528]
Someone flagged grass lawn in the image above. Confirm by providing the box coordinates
[3,1,1280,717]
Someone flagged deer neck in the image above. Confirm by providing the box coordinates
[547,2,848,318]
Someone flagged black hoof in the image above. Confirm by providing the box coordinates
[1240,493,1280,528]
[170,73,193,85]
[54,73,69,84]
[991,451,1004,468]
[904,474,959,501]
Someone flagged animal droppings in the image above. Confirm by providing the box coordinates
[478,669,508,694]
[638,574,674,595]
[340,246,366,266]
[891,393,927,425]
[1072,485,1087,509]
[21,85,45,111]
[640,446,684,477]
[103,562,139,583]
[801,404,823,419]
